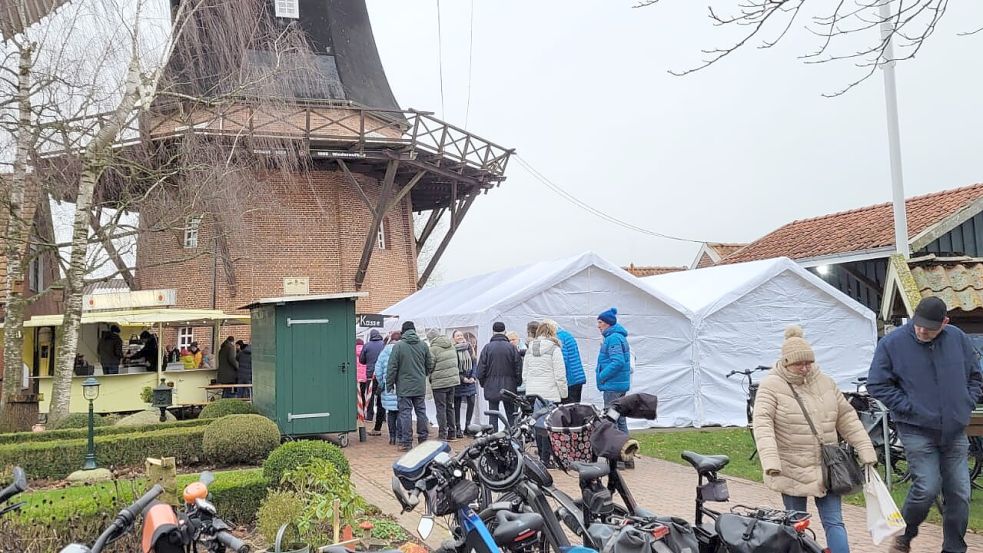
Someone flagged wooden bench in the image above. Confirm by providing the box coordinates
[969,409,983,437]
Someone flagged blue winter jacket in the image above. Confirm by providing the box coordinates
[867,322,983,438]
[557,328,586,387]
[376,344,398,412]
[596,324,631,393]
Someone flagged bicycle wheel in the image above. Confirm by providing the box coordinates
[969,436,983,489]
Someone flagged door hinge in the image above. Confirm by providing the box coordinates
[288,411,331,421]
[287,318,330,327]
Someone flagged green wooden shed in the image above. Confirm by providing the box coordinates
[244,293,364,444]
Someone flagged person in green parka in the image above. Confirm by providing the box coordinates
[388,321,435,451]
[427,328,462,441]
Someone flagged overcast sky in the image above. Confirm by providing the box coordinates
[366,1,983,283]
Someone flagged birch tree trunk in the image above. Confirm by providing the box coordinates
[46,53,144,424]
[0,44,39,432]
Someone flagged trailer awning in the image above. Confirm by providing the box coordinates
[23,308,250,328]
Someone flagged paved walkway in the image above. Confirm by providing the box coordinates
[344,434,982,552]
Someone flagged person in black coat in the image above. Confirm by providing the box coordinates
[476,321,522,430]
[128,330,159,372]
[235,340,252,399]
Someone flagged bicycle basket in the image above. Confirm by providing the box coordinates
[546,404,598,468]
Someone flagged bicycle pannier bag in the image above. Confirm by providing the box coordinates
[715,514,798,553]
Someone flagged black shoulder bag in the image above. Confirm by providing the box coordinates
[787,381,864,496]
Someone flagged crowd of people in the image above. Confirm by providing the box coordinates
[354,306,634,465]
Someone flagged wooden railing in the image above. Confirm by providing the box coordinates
[38,101,512,178]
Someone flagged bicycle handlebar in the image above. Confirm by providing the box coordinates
[90,484,164,553]
[215,528,250,553]
[726,366,770,378]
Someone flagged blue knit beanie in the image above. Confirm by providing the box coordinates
[598,307,618,326]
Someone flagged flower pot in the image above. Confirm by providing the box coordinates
[342,524,354,542]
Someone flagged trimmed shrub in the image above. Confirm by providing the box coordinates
[0,425,207,480]
[49,412,109,430]
[0,418,211,446]
[263,440,350,486]
[199,399,258,419]
[203,414,280,465]
[204,468,269,524]
[257,490,306,545]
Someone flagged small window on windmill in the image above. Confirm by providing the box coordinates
[184,216,201,249]
[377,219,387,250]
[275,0,299,19]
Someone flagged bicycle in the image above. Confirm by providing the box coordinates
[725,366,770,460]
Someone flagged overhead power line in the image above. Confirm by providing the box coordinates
[435,0,446,119]
[513,155,707,244]
[464,0,475,129]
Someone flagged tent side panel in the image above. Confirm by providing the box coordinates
[696,270,876,427]
[498,266,697,427]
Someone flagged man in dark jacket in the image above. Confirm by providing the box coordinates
[387,321,435,451]
[868,297,983,553]
[359,329,386,424]
[98,325,124,375]
[235,340,252,398]
[476,321,522,431]
[127,330,159,373]
[217,336,239,398]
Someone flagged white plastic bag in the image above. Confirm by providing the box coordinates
[864,465,906,544]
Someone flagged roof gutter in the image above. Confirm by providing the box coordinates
[795,246,897,268]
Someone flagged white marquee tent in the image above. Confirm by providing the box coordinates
[381,253,877,429]
[642,257,877,427]
[381,252,700,428]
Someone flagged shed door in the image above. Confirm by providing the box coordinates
[283,301,355,435]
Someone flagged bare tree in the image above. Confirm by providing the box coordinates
[637,0,972,95]
[0,0,316,426]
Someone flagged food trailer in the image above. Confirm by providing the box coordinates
[24,305,249,414]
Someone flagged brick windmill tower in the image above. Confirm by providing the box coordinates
[135,0,512,330]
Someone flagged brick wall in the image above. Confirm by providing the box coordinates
[135,166,419,326]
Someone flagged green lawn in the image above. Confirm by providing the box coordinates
[633,428,983,532]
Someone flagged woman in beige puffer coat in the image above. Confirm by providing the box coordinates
[753,325,876,553]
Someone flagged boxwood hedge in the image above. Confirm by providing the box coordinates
[0,425,207,480]
[0,418,212,446]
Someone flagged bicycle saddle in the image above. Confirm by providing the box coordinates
[571,460,610,481]
[681,451,730,473]
[492,510,544,545]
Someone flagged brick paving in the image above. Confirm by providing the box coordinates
[344,433,983,552]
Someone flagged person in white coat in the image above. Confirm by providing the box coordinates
[523,319,568,401]
[523,319,567,467]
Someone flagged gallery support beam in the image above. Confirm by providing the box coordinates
[418,193,478,288]
[354,160,399,289]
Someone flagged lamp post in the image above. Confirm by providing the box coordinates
[81,377,101,470]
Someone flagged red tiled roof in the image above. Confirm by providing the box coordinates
[623,264,687,278]
[722,183,983,264]
[707,243,747,258]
